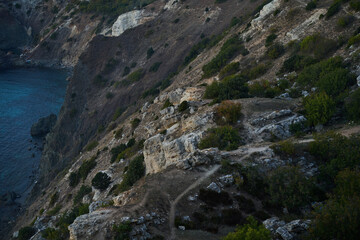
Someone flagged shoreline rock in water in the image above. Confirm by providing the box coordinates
[30,114,57,137]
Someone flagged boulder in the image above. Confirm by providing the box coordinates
[207,182,221,193]
[30,114,57,137]
[263,217,285,232]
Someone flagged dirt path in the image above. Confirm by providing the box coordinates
[169,165,221,240]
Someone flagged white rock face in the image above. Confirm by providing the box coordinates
[284,9,327,43]
[68,209,115,240]
[251,0,282,31]
[111,10,155,37]
[164,0,179,10]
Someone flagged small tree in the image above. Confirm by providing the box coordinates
[223,216,271,240]
[215,101,242,125]
[346,88,360,122]
[304,92,335,126]
[92,172,111,191]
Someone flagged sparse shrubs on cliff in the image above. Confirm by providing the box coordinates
[69,156,97,187]
[202,35,248,78]
[49,192,59,207]
[219,62,240,79]
[304,92,335,126]
[265,33,277,47]
[306,0,317,11]
[203,74,249,102]
[223,216,271,240]
[214,101,242,125]
[325,0,341,19]
[92,172,111,191]
[299,34,337,59]
[348,34,360,47]
[199,126,241,151]
[115,155,145,193]
[149,62,162,72]
[162,99,173,109]
[93,74,108,87]
[266,43,285,59]
[18,226,36,240]
[126,69,145,84]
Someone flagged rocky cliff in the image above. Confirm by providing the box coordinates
[5,0,360,239]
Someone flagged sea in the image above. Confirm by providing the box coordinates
[0,67,68,229]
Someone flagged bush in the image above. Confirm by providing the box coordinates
[199,126,241,151]
[265,33,277,47]
[346,88,360,122]
[113,222,132,240]
[147,47,154,59]
[270,140,296,156]
[281,54,316,72]
[69,172,80,187]
[244,64,268,80]
[202,35,247,78]
[85,141,98,151]
[126,69,145,83]
[300,34,337,59]
[308,132,360,186]
[221,209,243,226]
[304,92,335,126]
[79,156,97,181]
[266,43,285,59]
[267,166,315,211]
[337,15,354,28]
[122,66,130,76]
[18,226,36,240]
[214,101,242,125]
[219,62,240,79]
[350,0,360,11]
[49,192,59,207]
[306,1,317,10]
[348,34,360,47]
[325,0,341,19]
[149,62,162,72]
[203,74,249,101]
[316,67,353,97]
[223,216,271,240]
[93,74,107,87]
[92,172,111,191]
[198,189,233,206]
[113,107,126,121]
[111,144,127,163]
[131,118,141,129]
[162,99,173,109]
[178,101,189,112]
[116,155,145,193]
[74,185,92,204]
[310,169,360,240]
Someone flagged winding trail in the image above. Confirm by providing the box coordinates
[169,165,221,240]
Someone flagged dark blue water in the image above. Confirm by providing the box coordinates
[0,68,68,200]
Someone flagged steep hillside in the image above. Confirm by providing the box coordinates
[6,0,360,239]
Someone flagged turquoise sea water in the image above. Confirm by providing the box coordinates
[0,68,68,199]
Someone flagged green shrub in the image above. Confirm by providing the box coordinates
[308,132,360,185]
[337,15,354,28]
[93,74,107,87]
[306,0,317,10]
[162,99,173,109]
[47,204,62,216]
[325,0,341,19]
[244,64,268,80]
[304,92,335,126]
[113,107,126,121]
[92,172,111,191]
[122,66,130,76]
[147,47,154,59]
[199,126,241,151]
[270,140,296,156]
[85,141,98,151]
[310,169,360,240]
[74,185,92,204]
[348,34,360,47]
[219,62,240,79]
[116,155,145,193]
[111,144,127,163]
[131,118,141,129]
[18,226,36,240]
[346,88,360,122]
[214,101,242,125]
[350,0,360,11]
[178,101,189,112]
[230,16,242,27]
[300,34,337,59]
[42,227,64,240]
[203,74,249,101]
[267,166,315,211]
[281,54,316,72]
[198,189,233,206]
[113,222,132,240]
[265,33,277,47]
[149,62,162,72]
[238,166,268,199]
[126,69,145,83]
[316,68,354,97]
[69,172,80,187]
[49,192,59,207]
[202,35,247,78]
[223,216,271,240]
[266,43,285,59]
[79,156,97,181]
